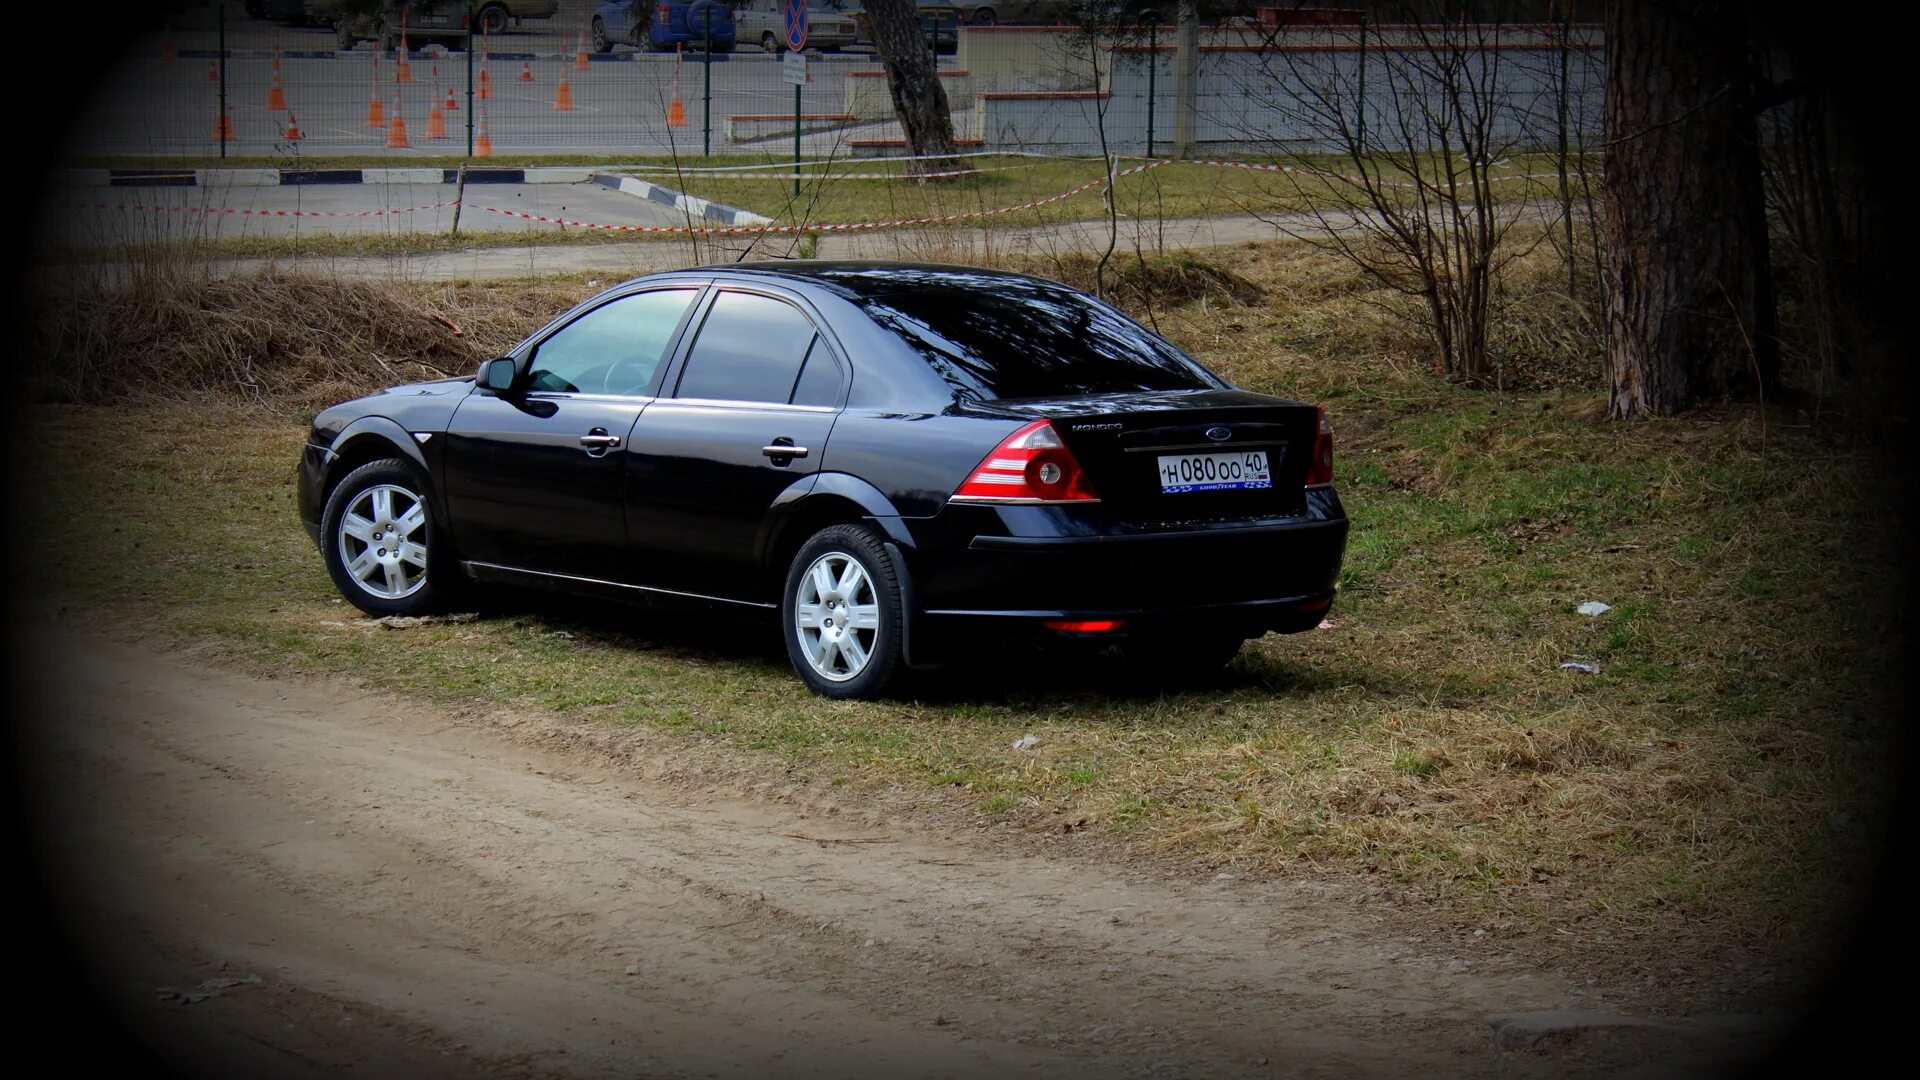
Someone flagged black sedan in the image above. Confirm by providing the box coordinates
[297,263,1348,698]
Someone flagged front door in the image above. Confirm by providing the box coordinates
[443,286,704,581]
[625,287,848,601]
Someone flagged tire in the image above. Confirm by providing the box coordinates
[761,31,780,54]
[320,458,454,618]
[973,8,998,25]
[476,3,510,36]
[781,525,906,699]
[337,22,359,50]
[591,17,611,52]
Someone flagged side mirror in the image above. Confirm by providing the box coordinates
[480,357,518,393]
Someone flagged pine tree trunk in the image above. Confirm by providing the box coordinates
[861,0,959,176]
[1603,0,1778,419]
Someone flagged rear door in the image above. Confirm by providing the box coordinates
[624,287,847,601]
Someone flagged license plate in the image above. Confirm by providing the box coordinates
[1157,450,1272,493]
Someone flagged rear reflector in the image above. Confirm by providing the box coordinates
[1043,619,1127,634]
[952,420,1100,504]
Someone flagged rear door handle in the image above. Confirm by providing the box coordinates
[762,443,809,459]
[580,432,622,453]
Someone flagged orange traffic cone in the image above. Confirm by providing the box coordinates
[284,111,303,142]
[478,68,491,100]
[213,103,235,141]
[445,85,458,111]
[519,60,533,82]
[667,93,686,127]
[162,32,176,66]
[268,70,287,111]
[366,54,384,127]
[553,71,574,110]
[386,99,410,148]
[425,94,447,138]
[206,60,218,81]
[575,30,590,71]
[474,105,493,158]
[396,39,412,83]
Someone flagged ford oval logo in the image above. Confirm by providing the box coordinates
[1205,426,1233,442]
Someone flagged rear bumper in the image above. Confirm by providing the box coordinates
[901,490,1349,641]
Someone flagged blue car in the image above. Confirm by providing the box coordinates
[592,0,737,52]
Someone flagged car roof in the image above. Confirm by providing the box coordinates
[674,260,1071,301]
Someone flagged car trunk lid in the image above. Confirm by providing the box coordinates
[961,389,1320,518]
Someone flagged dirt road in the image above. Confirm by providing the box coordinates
[19,634,1777,1077]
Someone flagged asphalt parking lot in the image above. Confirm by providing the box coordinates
[43,176,692,245]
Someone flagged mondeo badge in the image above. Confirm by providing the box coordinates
[1205,426,1233,442]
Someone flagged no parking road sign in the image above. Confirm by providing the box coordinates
[784,0,808,52]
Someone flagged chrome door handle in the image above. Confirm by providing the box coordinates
[580,434,622,448]
[762,444,809,459]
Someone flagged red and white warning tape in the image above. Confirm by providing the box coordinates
[62,157,1567,237]
[470,160,1170,236]
[67,200,459,219]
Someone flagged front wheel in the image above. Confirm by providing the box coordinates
[761,31,780,54]
[591,17,611,52]
[782,525,906,699]
[321,458,453,617]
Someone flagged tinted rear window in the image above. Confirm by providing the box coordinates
[851,281,1221,401]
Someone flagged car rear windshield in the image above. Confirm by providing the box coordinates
[849,277,1222,401]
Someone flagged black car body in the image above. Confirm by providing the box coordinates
[298,262,1347,697]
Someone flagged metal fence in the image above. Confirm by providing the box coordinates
[82,3,1602,161]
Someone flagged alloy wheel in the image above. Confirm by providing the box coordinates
[792,551,881,682]
[336,483,429,600]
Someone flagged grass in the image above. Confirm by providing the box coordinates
[49,151,1588,261]
[15,237,1900,976]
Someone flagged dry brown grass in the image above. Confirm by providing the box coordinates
[27,266,604,412]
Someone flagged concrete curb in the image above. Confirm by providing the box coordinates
[590,172,772,227]
[75,167,600,188]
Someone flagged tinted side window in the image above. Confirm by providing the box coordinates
[676,292,818,404]
[788,338,844,407]
[527,288,699,395]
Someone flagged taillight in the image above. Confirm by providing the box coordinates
[1044,619,1126,634]
[951,420,1100,504]
[657,3,671,19]
[1306,406,1333,486]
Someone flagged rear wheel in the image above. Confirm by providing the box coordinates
[782,526,905,699]
[591,17,611,52]
[761,31,780,53]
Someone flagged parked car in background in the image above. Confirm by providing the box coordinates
[592,0,738,52]
[319,1,559,43]
[853,0,961,54]
[246,0,319,24]
[298,262,1347,699]
[733,0,861,53]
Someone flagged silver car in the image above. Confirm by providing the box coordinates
[733,0,862,53]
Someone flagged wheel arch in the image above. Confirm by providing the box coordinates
[321,417,429,511]
[758,473,914,600]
